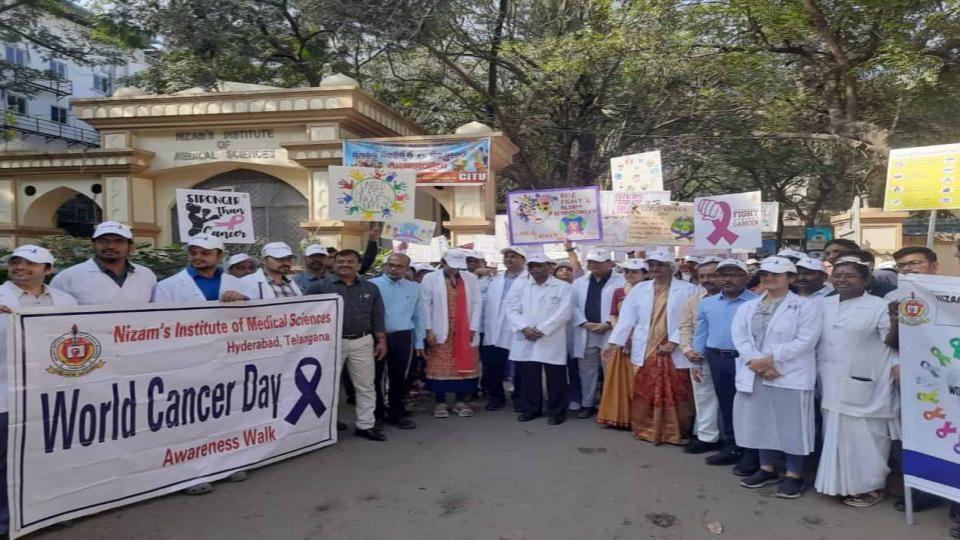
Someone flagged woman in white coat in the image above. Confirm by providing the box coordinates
[814,257,898,507]
[505,254,572,424]
[153,234,248,303]
[731,256,822,499]
[605,249,699,444]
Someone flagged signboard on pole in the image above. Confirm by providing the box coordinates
[8,296,342,538]
[506,187,602,245]
[327,166,416,222]
[897,274,960,512]
[805,227,832,250]
[382,219,436,245]
[343,139,490,185]
[176,189,255,244]
[601,190,671,215]
[610,151,663,192]
[761,202,780,233]
[884,143,960,211]
[627,203,694,246]
[693,191,763,250]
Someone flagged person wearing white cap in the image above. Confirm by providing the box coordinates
[241,242,302,299]
[480,246,527,410]
[0,245,77,535]
[679,255,701,284]
[692,259,760,473]
[813,256,897,508]
[730,256,822,499]
[293,244,331,291]
[50,221,157,306]
[605,248,698,444]
[226,253,259,278]
[777,248,805,263]
[420,248,482,418]
[596,258,647,428]
[795,257,833,299]
[570,248,626,418]
[677,257,722,454]
[153,234,249,304]
[504,253,573,424]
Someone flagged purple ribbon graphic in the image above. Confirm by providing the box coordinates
[699,199,739,245]
[213,213,246,230]
[284,357,326,425]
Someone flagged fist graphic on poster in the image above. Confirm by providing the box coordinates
[698,199,724,221]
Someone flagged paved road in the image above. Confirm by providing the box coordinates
[34,398,952,540]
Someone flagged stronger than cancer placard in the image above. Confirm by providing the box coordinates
[7,296,342,538]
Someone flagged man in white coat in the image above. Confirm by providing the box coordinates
[50,221,157,305]
[241,242,302,299]
[0,245,78,538]
[505,254,572,424]
[571,248,625,418]
[480,246,526,410]
[153,234,249,303]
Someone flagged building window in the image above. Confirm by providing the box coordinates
[49,60,67,79]
[93,73,111,95]
[51,106,68,124]
[6,95,26,115]
[4,46,26,66]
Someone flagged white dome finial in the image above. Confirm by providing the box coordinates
[319,73,359,88]
[455,121,494,135]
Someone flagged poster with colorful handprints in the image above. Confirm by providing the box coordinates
[327,166,415,221]
[898,273,960,506]
[506,187,602,245]
[383,219,436,245]
[610,151,663,192]
[693,191,762,250]
[627,203,694,246]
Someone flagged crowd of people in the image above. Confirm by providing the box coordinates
[0,220,958,538]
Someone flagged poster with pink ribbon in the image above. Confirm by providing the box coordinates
[176,188,256,244]
[693,191,762,250]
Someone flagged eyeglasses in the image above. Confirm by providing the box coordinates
[895,260,927,270]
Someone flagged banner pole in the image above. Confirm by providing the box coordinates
[926,210,937,249]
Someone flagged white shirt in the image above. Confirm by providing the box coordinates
[505,276,572,365]
[50,258,156,305]
[152,268,248,304]
[608,278,699,368]
[817,294,897,418]
[0,282,78,413]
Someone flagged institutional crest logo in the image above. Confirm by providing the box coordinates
[899,294,930,326]
[48,324,104,377]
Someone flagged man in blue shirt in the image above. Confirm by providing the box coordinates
[370,253,425,430]
[693,259,758,474]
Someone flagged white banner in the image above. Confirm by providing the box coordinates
[761,202,780,233]
[8,296,343,538]
[694,191,763,250]
[610,151,663,192]
[898,274,960,505]
[176,189,255,244]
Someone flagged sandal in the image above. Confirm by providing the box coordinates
[433,404,450,418]
[843,491,885,508]
[452,402,474,417]
[183,482,214,496]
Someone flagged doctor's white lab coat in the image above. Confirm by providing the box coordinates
[570,272,626,358]
[505,276,572,365]
[152,268,248,304]
[607,278,699,368]
[50,258,156,305]
[420,269,482,346]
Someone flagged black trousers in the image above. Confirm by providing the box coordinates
[517,361,568,418]
[480,345,509,403]
[375,330,413,420]
[706,348,739,448]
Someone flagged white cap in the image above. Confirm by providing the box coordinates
[261,242,294,259]
[554,259,574,269]
[304,244,329,257]
[622,258,649,271]
[93,221,132,240]
[760,256,797,274]
[500,246,526,258]
[414,263,436,273]
[716,259,748,273]
[698,256,723,266]
[186,233,224,251]
[526,253,550,264]
[586,248,612,262]
[645,248,674,264]
[683,255,701,263]
[777,249,805,260]
[8,244,54,265]
[877,260,897,270]
[442,248,468,269]
[746,258,759,266]
[796,256,826,273]
[835,255,871,268]
[227,253,257,268]
[466,250,485,260]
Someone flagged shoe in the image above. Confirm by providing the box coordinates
[337,420,347,432]
[227,471,248,482]
[894,492,944,512]
[576,407,596,419]
[183,482,214,495]
[385,417,417,430]
[485,400,505,411]
[706,448,743,466]
[733,452,760,477]
[843,491,885,508]
[354,428,387,441]
[568,401,582,411]
[547,415,566,425]
[951,502,960,523]
[517,413,542,422]
[739,469,780,489]
[684,439,720,455]
[776,476,805,499]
